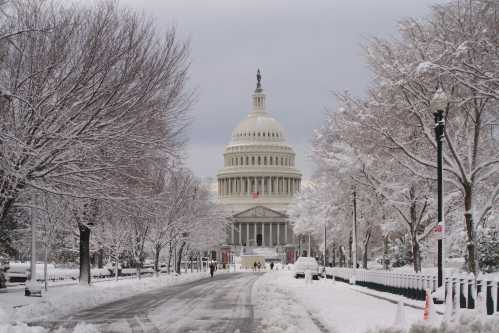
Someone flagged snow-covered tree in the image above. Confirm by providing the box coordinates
[312,0,498,274]
[0,0,192,284]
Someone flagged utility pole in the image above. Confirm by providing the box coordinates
[30,207,36,282]
[324,221,327,269]
[431,87,447,288]
[308,233,311,257]
[351,187,358,284]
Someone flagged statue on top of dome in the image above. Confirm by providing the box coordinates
[256,69,262,91]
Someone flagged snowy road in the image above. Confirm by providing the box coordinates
[35,272,262,333]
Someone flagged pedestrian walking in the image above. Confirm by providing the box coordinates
[257,262,261,271]
[253,261,257,272]
[270,262,274,270]
[209,261,215,278]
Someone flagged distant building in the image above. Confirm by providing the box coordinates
[217,70,302,264]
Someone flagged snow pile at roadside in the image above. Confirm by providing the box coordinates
[366,311,499,333]
[0,321,101,333]
[2,271,220,325]
[253,272,332,333]
[254,271,431,333]
[0,322,48,333]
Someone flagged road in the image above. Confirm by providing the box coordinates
[36,272,262,333]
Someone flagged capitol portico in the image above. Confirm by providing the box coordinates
[217,70,301,264]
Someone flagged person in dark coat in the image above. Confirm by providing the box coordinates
[209,262,215,278]
[270,262,274,270]
[253,261,257,272]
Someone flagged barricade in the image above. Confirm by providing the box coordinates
[325,267,499,316]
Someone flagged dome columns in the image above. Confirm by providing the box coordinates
[218,175,300,198]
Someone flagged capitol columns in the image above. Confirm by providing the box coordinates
[284,223,288,244]
[270,222,273,246]
[262,221,265,246]
[254,223,257,245]
[277,223,280,245]
[231,222,235,244]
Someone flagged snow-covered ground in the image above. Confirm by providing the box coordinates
[3,268,497,333]
[254,271,439,333]
[0,270,225,332]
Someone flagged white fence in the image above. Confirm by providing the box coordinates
[326,267,499,315]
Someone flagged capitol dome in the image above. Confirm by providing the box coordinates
[217,70,302,213]
[230,110,286,144]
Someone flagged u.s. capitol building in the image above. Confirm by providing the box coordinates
[217,70,301,264]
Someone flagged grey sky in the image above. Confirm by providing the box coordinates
[121,0,442,180]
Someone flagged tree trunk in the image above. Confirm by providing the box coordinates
[176,242,185,274]
[362,230,372,269]
[78,223,91,285]
[348,232,353,268]
[44,245,48,291]
[331,243,336,267]
[136,258,141,280]
[167,241,172,274]
[114,255,119,281]
[0,194,16,227]
[412,236,421,273]
[97,249,104,269]
[464,185,478,275]
[383,235,390,270]
[339,246,346,267]
[154,244,161,277]
[362,242,368,269]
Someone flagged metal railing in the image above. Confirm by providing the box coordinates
[326,267,499,315]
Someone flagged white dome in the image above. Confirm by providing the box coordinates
[217,70,302,213]
[231,111,286,144]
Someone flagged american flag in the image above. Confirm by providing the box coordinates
[252,191,259,199]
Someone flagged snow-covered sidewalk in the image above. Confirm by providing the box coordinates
[0,270,227,330]
[254,271,439,333]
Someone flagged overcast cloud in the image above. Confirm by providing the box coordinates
[120,0,443,180]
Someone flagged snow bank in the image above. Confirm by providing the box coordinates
[0,322,47,333]
[1,271,221,325]
[0,322,100,333]
[366,312,499,333]
[255,271,429,333]
[253,272,325,333]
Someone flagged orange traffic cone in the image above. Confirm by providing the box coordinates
[423,288,438,324]
[424,290,430,320]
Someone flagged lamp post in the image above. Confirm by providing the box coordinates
[351,186,357,284]
[431,86,448,288]
[323,220,327,270]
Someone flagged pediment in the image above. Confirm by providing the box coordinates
[232,206,287,219]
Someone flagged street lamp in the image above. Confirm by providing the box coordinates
[430,86,448,289]
[351,186,358,284]
[324,220,327,269]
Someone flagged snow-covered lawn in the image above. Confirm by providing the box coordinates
[254,271,439,333]
[0,270,226,332]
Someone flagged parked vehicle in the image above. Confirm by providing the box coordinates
[293,257,320,279]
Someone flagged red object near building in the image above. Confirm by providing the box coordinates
[286,248,296,264]
[251,191,259,199]
[220,246,231,265]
